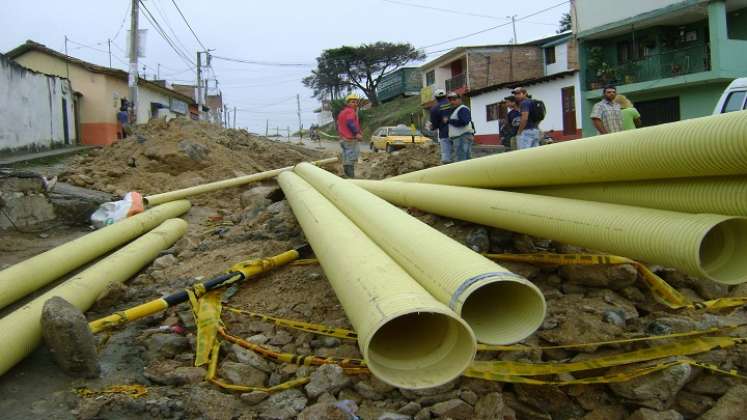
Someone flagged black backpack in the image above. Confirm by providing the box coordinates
[529,99,546,123]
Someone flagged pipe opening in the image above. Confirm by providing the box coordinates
[699,218,747,285]
[461,280,546,345]
[366,312,475,389]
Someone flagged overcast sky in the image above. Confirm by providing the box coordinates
[1,0,569,134]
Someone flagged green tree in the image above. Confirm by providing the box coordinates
[304,42,425,107]
[557,12,572,33]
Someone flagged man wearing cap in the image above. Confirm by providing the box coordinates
[336,93,362,178]
[429,89,453,164]
[447,92,475,161]
[590,85,623,135]
[513,87,540,149]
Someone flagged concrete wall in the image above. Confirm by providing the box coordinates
[0,55,76,154]
[471,73,582,143]
[545,43,569,75]
[468,47,543,91]
[574,0,690,33]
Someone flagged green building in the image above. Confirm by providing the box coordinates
[573,0,747,136]
[376,67,423,103]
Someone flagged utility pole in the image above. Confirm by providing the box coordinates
[128,0,140,124]
[287,126,290,140]
[64,36,70,79]
[233,106,237,129]
[107,39,112,67]
[223,104,227,127]
[296,94,302,140]
[508,15,518,44]
[196,51,203,120]
[157,63,160,80]
[265,119,269,137]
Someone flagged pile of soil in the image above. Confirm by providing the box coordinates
[61,119,331,206]
[360,144,440,179]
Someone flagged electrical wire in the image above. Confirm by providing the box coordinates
[170,0,207,50]
[382,0,505,20]
[151,0,195,58]
[212,55,313,68]
[138,0,196,68]
[111,1,131,42]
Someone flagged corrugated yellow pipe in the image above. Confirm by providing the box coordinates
[512,176,747,217]
[353,180,747,285]
[278,171,475,389]
[0,218,187,376]
[144,157,337,205]
[0,200,191,310]
[389,111,747,188]
[294,163,546,345]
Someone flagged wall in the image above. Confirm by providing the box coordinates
[545,43,569,75]
[0,55,76,154]
[574,0,692,34]
[467,47,543,91]
[471,73,582,143]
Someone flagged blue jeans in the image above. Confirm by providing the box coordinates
[517,128,540,149]
[452,133,474,161]
[438,138,453,163]
[340,140,360,165]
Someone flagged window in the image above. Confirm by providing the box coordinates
[426,70,435,86]
[486,103,501,121]
[390,126,423,136]
[722,91,746,113]
[545,47,556,65]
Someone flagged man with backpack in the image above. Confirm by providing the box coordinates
[446,92,475,161]
[512,87,545,149]
[428,89,454,164]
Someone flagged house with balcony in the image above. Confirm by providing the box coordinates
[573,0,747,136]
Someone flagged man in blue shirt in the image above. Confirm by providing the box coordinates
[116,105,129,140]
[429,89,453,164]
[513,87,540,149]
[500,96,521,150]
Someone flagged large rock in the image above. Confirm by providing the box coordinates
[231,343,273,372]
[298,402,353,420]
[219,361,268,387]
[474,392,505,420]
[144,361,206,385]
[558,264,638,289]
[304,364,351,399]
[40,297,100,378]
[0,192,56,229]
[430,399,474,419]
[626,408,683,420]
[257,389,308,420]
[698,384,747,420]
[143,333,190,361]
[609,363,692,410]
[49,182,114,225]
[515,384,584,419]
[185,386,243,420]
[674,390,715,418]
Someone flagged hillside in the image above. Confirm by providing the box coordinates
[319,95,423,140]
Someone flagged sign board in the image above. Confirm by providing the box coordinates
[170,98,188,115]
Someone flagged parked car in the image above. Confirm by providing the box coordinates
[370,125,432,152]
[713,78,747,114]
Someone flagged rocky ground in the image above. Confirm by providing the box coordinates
[1,120,746,420]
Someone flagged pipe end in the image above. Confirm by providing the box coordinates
[699,217,747,285]
[365,311,476,390]
[460,277,546,345]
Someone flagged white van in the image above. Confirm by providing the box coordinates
[713,78,747,114]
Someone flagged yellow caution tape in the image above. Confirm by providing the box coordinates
[75,384,148,398]
[189,289,223,367]
[483,253,747,311]
[223,305,358,340]
[470,336,744,376]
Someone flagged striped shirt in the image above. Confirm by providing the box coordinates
[590,99,623,134]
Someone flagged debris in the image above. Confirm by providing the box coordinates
[304,364,351,399]
[429,399,474,419]
[41,297,100,378]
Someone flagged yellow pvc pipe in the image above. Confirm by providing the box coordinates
[512,176,747,217]
[0,218,187,376]
[294,163,546,345]
[0,200,191,310]
[278,171,475,389]
[389,111,747,188]
[144,157,337,205]
[353,180,747,285]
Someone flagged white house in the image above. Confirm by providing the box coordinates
[468,33,583,144]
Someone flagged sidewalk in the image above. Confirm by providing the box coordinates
[0,146,96,166]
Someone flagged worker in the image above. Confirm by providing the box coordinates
[501,96,521,150]
[336,93,362,178]
[590,85,623,135]
[614,94,642,130]
[446,92,475,161]
[116,104,129,140]
[513,87,542,149]
[429,89,453,164]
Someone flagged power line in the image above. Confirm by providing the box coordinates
[417,0,570,50]
[151,0,194,58]
[212,55,313,68]
[170,0,207,50]
[111,1,130,42]
[138,0,195,68]
[382,0,505,20]
[220,78,303,88]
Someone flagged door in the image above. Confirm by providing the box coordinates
[61,98,70,145]
[450,60,463,77]
[636,97,680,127]
[561,86,577,135]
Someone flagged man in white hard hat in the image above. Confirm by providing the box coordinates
[336,93,362,178]
[429,89,454,164]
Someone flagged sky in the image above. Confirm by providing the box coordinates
[0,0,569,134]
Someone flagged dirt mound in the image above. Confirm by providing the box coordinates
[61,119,330,205]
[360,143,440,179]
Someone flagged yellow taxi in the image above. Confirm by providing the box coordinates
[369,124,432,152]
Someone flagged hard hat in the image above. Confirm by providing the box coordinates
[434,89,446,99]
[345,93,360,102]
